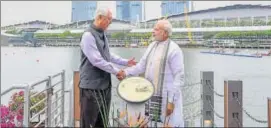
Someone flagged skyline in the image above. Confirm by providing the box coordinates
[1,1,271,26]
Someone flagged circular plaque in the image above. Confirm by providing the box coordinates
[117,77,154,103]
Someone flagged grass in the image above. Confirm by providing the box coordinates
[91,90,178,128]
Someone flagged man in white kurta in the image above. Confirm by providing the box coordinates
[117,19,185,127]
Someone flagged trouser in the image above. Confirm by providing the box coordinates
[80,87,111,128]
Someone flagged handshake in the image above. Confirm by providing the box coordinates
[116,69,126,80]
[116,57,137,81]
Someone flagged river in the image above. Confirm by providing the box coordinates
[1,47,271,127]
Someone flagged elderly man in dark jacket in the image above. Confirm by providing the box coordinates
[79,7,136,128]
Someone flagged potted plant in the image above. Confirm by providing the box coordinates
[8,90,46,127]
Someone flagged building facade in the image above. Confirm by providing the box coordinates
[71,1,97,22]
[116,1,130,21]
[140,4,271,29]
[116,1,124,20]
[161,1,190,16]
[1,20,57,30]
[130,1,142,23]
[116,1,142,23]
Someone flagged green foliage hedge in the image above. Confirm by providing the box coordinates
[34,30,271,39]
[214,30,271,39]
[34,30,82,38]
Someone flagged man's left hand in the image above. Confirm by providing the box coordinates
[166,102,174,116]
[127,57,137,67]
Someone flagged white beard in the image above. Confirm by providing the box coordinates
[154,37,163,42]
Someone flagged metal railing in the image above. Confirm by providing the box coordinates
[1,70,72,127]
[167,71,271,127]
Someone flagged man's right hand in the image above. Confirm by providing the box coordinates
[127,57,137,67]
[116,70,126,80]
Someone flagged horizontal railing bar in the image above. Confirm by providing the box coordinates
[34,118,47,127]
[31,71,63,88]
[30,97,47,110]
[51,113,61,123]
[53,89,62,95]
[55,119,62,127]
[30,78,49,88]
[30,107,47,121]
[51,81,62,88]
[52,72,62,79]
[1,86,26,96]
[52,94,64,105]
[30,80,62,99]
[51,104,62,115]
[30,89,48,99]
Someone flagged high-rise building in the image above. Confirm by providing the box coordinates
[161,1,190,16]
[71,1,97,22]
[116,1,142,23]
[116,1,131,22]
[116,1,124,20]
[130,1,142,23]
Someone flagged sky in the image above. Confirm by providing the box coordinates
[1,1,271,26]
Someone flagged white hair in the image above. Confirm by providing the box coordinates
[157,20,173,37]
[95,7,111,18]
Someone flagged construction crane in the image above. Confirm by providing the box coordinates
[183,0,195,44]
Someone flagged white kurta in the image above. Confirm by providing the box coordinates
[124,40,185,127]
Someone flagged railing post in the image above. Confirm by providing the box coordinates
[201,71,214,127]
[268,98,271,127]
[45,76,52,127]
[61,70,65,126]
[68,89,73,127]
[54,92,58,126]
[23,85,30,127]
[73,71,80,127]
[224,80,243,127]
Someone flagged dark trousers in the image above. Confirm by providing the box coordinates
[80,87,111,128]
